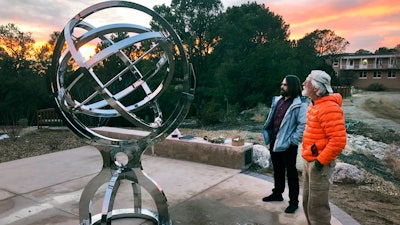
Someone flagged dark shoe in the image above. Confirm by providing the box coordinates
[262,193,283,202]
[284,204,298,213]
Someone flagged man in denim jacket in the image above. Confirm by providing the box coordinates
[261,75,308,213]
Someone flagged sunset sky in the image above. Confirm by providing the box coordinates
[1,0,399,53]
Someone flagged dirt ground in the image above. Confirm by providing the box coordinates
[332,91,400,225]
[343,90,400,135]
[0,90,400,225]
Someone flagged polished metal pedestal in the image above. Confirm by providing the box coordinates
[79,145,171,225]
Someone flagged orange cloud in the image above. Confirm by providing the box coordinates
[266,0,400,51]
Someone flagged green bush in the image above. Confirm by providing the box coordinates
[199,101,223,125]
[367,83,385,91]
[17,118,28,127]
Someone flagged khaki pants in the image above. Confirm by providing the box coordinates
[302,160,335,225]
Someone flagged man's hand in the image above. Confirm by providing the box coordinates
[314,159,323,171]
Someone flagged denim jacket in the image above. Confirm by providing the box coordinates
[262,95,308,152]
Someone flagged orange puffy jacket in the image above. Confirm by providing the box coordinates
[301,93,347,165]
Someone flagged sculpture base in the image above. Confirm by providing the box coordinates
[90,208,170,225]
[94,127,253,170]
[79,145,172,225]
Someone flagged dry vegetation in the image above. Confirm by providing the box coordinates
[0,128,86,163]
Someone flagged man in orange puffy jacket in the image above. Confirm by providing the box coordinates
[301,70,347,225]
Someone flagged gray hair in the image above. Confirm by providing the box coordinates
[311,79,329,97]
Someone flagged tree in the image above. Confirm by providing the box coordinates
[0,23,35,74]
[298,29,349,56]
[355,49,372,55]
[152,0,223,68]
[394,44,400,54]
[152,0,224,122]
[210,3,289,60]
[337,70,357,86]
[295,38,332,77]
[204,2,292,111]
[31,31,60,76]
[295,29,349,78]
[0,23,52,125]
[375,47,397,54]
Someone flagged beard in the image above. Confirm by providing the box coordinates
[280,89,289,97]
[302,88,310,97]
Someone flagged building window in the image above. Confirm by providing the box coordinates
[388,71,396,79]
[375,58,383,68]
[373,71,381,79]
[390,57,397,66]
[348,59,354,66]
[359,71,367,79]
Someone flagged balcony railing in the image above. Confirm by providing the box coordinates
[341,64,399,70]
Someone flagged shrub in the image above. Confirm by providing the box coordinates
[2,124,22,141]
[199,100,223,125]
[367,83,385,91]
[17,118,28,127]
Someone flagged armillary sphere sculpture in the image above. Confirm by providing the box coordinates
[49,1,195,224]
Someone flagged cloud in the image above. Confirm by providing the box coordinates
[264,0,400,52]
[0,0,99,41]
[1,0,398,52]
[0,0,170,42]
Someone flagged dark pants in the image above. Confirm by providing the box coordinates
[270,141,299,206]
